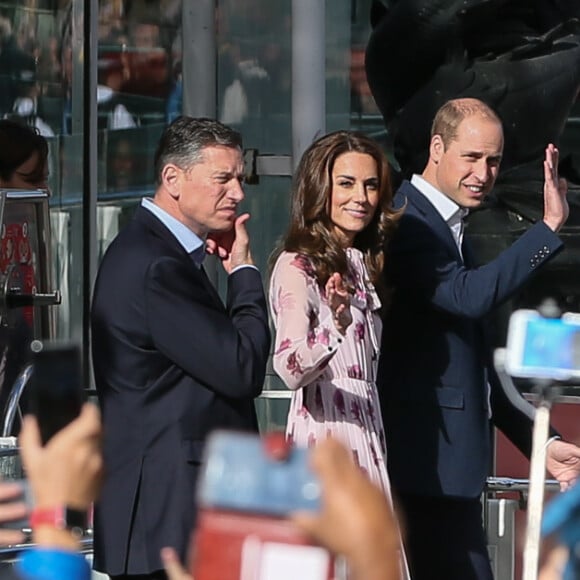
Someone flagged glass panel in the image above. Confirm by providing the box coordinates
[0,2,78,339]
[216,0,292,153]
[346,0,386,140]
[255,396,291,433]
[96,0,182,279]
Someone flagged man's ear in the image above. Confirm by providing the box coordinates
[161,164,181,199]
[430,135,444,164]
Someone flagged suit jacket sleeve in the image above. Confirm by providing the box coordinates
[387,196,564,460]
[146,256,270,399]
[486,349,560,458]
[388,216,563,319]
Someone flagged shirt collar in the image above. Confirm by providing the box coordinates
[141,198,205,265]
[411,174,468,225]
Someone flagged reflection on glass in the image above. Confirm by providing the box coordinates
[0,0,390,353]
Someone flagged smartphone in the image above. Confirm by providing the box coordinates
[28,341,84,445]
[504,309,580,380]
[190,430,338,580]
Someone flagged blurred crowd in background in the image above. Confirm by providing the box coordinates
[0,0,379,198]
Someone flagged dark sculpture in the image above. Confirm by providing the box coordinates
[365,0,580,342]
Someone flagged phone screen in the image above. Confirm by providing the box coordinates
[198,430,321,516]
[522,318,580,370]
[29,342,84,444]
[506,312,580,379]
[192,430,333,580]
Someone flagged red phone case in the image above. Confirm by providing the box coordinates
[190,508,336,580]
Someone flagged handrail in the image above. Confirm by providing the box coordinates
[0,536,93,563]
[486,476,560,493]
[2,364,33,437]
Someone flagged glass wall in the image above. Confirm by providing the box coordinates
[0,0,389,428]
[6,0,577,429]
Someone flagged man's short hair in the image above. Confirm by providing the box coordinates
[153,117,242,185]
[431,98,502,148]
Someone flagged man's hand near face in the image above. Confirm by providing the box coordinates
[205,213,254,274]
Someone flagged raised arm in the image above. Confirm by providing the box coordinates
[387,211,563,319]
[269,253,344,390]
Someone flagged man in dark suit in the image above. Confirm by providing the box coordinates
[91,117,271,580]
[378,98,580,580]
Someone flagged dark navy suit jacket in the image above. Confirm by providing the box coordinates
[378,180,563,499]
[91,206,270,575]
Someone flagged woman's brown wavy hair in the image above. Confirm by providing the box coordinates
[270,130,400,301]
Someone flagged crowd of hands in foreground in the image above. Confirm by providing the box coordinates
[0,403,570,580]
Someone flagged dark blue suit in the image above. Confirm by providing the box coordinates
[91,206,270,576]
[378,180,563,579]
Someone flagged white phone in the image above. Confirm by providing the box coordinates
[504,309,580,380]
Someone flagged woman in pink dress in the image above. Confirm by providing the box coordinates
[269,130,410,578]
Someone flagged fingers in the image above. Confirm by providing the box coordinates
[0,482,25,503]
[326,275,337,298]
[206,233,231,259]
[0,500,27,524]
[0,529,25,547]
[235,213,251,228]
[233,213,250,245]
[542,143,569,232]
[559,177,568,196]
[18,414,42,470]
[326,273,352,334]
[326,273,348,300]
[0,483,27,547]
[334,275,348,296]
[205,238,217,255]
[161,547,193,580]
[309,437,352,484]
[545,144,558,170]
[290,511,320,540]
[544,144,560,184]
[539,545,568,580]
[325,274,336,295]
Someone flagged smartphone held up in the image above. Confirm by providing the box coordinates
[1,341,85,532]
[504,309,580,381]
[190,430,339,580]
[28,340,84,445]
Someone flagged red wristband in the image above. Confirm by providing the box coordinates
[30,506,87,537]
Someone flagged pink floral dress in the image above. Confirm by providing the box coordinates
[270,249,411,578]
[269,248,391,491]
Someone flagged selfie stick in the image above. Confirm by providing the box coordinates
[493,353,548,580]
[522,380,557,580]
[495,299,562,580]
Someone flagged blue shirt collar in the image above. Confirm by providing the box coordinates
[141,198,205,265]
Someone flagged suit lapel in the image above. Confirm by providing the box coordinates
[461,235,476,268]
[134,205,185,254]
[135,205,224,308]
[401,182,463,263]
[198,264,223,307]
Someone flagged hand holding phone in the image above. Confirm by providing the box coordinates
[6,342,86,531]
[190,430,336,580]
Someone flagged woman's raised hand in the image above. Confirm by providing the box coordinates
[326,273,352,335]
